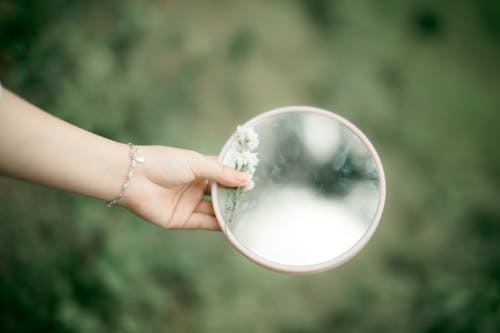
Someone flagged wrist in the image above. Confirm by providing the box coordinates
[104,142,145,206]
[88,140,128,202]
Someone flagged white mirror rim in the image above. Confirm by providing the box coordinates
[212,106,386,274]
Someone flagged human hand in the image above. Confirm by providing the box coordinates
[0,89,247,230]
[120,145,249,231]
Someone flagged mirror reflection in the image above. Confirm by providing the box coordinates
[217,111,381,267]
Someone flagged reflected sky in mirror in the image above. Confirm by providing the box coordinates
[217,112,380,266]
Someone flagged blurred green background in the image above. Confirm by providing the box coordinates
[1,0,500,332]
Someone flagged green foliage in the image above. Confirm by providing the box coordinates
[1,0,500,332]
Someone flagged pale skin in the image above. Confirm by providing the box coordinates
[0,87,250,231]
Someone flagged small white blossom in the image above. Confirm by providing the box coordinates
[224,148,237,167]
[236,125,259,151]
[224,124,261,221]
[235,151,259,174]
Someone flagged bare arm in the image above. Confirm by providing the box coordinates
[0,87,248,230]
[0,88,131,201]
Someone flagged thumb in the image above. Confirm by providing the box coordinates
[190,154,249,187]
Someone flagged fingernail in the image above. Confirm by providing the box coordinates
[243,180,255,192]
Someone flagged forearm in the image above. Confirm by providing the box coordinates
[0,88,129,202]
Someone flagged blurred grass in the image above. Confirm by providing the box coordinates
[1,0,500,332]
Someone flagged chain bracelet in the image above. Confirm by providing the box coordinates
[106,143,144,207]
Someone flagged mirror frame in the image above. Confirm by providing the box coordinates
[212,106,386,274]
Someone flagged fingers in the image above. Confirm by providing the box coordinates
[167,203,219,230]
[194,200,215,215]
[184,213,221,231]
[190,153,249,187]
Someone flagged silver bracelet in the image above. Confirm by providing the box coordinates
[106,143,144,207]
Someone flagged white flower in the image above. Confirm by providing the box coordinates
[237,125,259,151]
[235,151,259,174]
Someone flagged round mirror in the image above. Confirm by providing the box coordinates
[212,106,386,274]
